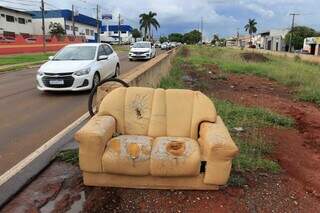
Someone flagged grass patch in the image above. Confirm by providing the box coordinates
[56,149,79,165]
[233,135,281,174]
[0,52,53,66]
[187,46,320,105]
[160,53,185,89]
[111,45,130,52]
[215,99,294,129]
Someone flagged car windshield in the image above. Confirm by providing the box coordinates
[133,43,150,48]
[53,46,96,60]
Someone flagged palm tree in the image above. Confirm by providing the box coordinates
[244,19,257,45]
[139,11,160,41]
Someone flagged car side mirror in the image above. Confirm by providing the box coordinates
[48,56,54,60]
[98,55,108,61]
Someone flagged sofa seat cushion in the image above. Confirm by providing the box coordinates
[102,135,153,176]
[150,137,201,177]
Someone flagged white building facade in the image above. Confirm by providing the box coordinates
[29,9,100,41]
[0,6,33,38]
[100,25,133,44]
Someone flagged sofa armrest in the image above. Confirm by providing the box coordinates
[75,115,116,172]
[198,116,239,185]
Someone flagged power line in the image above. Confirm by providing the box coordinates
[0,0,39,8]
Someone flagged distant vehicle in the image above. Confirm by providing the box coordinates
[161,42,169,50]
[155,41,161,48]
[128,41,156,60]
[169,42,177,48]
[37,43,120,91]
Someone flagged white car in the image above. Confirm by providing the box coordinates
[36,43,120,91]
[161,42,168,50]
[128,41,156,60]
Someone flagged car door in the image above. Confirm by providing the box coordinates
[102,44,117,77]
[97,45,109,78]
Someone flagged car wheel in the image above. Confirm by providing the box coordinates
[113,64,120,78]
[92,72,100,90]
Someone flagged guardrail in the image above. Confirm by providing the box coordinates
[0,48,179,207]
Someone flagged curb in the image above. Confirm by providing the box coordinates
[0,112,89,207]
[0,60,46,73]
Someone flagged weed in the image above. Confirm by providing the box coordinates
[187,46,320,106]
[159,56,185,89]
[214,99,294,129]
[56,149,79,165]
[233,135,281,174]
[228,172,247,187]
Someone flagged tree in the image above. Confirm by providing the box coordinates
[132,28,141,42]
[159,36,168,43]
[168,33,183,42]
[211,34,220,45]
[244,19,257,44]
[183,30,202,44]
[285,26,319,50]
[139,11,160,41]
[49,22,65,38]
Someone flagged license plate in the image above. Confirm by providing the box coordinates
[49,80,64,85]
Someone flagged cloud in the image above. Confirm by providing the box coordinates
[1,0,318,38]
[242,3,274,18]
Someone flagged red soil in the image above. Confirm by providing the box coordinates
[184,64,320,198]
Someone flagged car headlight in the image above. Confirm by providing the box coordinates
[74,68,90,76]
[37,70,44,76]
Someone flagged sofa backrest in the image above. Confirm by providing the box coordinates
[98,87,216,139]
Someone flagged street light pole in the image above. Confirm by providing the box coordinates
[118,14,121,45]
[41,0,46,52]
[200,16,203,44]
[96,4,100,42]
[288,13,299,52]
[72,4,75,37]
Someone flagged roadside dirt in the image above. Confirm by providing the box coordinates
[3,161,320,212]
[184,63,320,199]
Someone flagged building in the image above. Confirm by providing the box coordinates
[100,25,133,44]
[226,35,251,48]
[0,6,33,39]
[28,9,101,41]
[256,29,289,51]
[225,37,237,47]
[303,37,320,55]
[238,35,251,47]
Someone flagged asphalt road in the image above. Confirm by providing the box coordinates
[0,50,164,175]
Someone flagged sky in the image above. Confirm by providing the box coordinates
[1,0,320,40]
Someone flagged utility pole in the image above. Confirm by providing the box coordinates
[288,13,299,52]
[96,4,100,42]
[40,0,46,52]
[118,14,121,45]
[72,4,75,37]
[237,28,240,46]
[200,16,203,44]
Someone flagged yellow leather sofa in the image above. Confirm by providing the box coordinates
[75,87,239,190]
